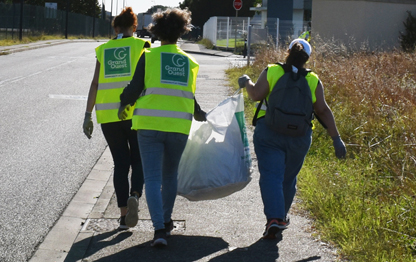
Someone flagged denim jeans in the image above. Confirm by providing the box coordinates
[137,130,188,230]
[101,120,144,208]
[253,118,312,220]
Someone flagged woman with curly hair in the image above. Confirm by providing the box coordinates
[118,8,206,247]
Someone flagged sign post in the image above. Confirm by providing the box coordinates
[233,0,242,51]
[233,0,242,11]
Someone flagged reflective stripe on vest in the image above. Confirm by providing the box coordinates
[143,87,194,99]
[133,108,193,120]
[95,102,120,110]
[98,81,130,90]
[255,102,268,111]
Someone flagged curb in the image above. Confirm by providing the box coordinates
[29,147,113,262]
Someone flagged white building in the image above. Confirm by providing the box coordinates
[312,0,416,50]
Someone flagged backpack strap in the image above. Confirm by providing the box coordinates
[252,100,263,126]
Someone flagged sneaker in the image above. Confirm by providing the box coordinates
[276,217,290,230]
[263,219,280,239]
[164,219,175,237]
[118,216,129,231]
[125,195,139,227]
[151,229,167,247]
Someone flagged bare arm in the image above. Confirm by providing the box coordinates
[245,69,270,101]
[313,81,340,137]
[85,60,100,113]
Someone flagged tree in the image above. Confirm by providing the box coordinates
[179,0,257,28]
[400,11,416,52]
[12,0,101,18]
[146,5,169,13]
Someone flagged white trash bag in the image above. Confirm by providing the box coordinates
[177,93,252,201]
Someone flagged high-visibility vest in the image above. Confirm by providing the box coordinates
[254,64,319,119]
[132,44,199,135]
[95,37,149,124]
[299,31,311,42]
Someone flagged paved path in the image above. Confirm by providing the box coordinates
[2,39,338,262]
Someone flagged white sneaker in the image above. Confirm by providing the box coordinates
[125,196,139,227]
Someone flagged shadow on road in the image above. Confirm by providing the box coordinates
[64,229,131,262]
[209,231,282,262]
[64,230,284,261]
[89,234,229,262]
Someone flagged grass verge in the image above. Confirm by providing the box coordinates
[226,38,416,261]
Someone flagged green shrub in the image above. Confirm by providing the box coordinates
[197,38,214,49]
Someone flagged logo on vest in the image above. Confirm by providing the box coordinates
[161,53,189,86]
[104,47,131,78]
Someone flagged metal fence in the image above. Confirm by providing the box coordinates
[0,3,111,40]
[203,16,311,50]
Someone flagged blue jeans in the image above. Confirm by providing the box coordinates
[253,118,312,220]
[137,130,188,230]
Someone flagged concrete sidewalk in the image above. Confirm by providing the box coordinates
[6,39,339,262]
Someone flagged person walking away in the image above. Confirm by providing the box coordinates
[118,8,207,247]
[83,7,149,231]
[238,38,346,239]
[299,22,311,42]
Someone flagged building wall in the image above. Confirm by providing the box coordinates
[312,0,416,50]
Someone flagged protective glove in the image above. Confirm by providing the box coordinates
[194,109,207,122]
[238,74,251,88]
[118,104,130,120]
[83,112,93,139]
[332,136,346,159]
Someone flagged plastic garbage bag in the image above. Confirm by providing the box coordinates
[177,93,252,201]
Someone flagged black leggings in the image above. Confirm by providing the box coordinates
[101,120,144,208]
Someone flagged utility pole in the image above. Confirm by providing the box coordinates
[109,0,113,38]
[65,0,69,39]
[92,0,96,38]
[19,0,23,41]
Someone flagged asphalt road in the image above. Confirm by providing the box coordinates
[0,41,109,262]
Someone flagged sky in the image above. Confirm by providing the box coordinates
[100,0,183,16]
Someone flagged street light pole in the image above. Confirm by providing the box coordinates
[19,0,23,41]
[109,0,113,38]
[65,0,69,39]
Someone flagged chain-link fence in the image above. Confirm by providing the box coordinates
[203,16,311,54]
[0,3,111,40]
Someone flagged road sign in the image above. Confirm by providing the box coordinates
[233,0,242,11]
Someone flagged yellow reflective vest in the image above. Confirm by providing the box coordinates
[95,37,149,124]
[254,64,319,119]
[299,31,311,42]
[132,44,199,135]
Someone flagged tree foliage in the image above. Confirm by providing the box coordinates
[145,5,169,14]
[1,0,101,18]
[179,0,258,28]
[400,11,416,52]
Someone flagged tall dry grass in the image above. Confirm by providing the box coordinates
[226,36,416,261]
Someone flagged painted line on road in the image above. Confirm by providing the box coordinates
[49,94,87,100]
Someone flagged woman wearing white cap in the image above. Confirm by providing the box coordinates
[238,38,346,239]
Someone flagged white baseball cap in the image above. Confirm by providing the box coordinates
[289,38,311,57]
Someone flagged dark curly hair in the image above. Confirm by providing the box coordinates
[148,8,192,43]
[112,7,137,29]
[285,42,309,68]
